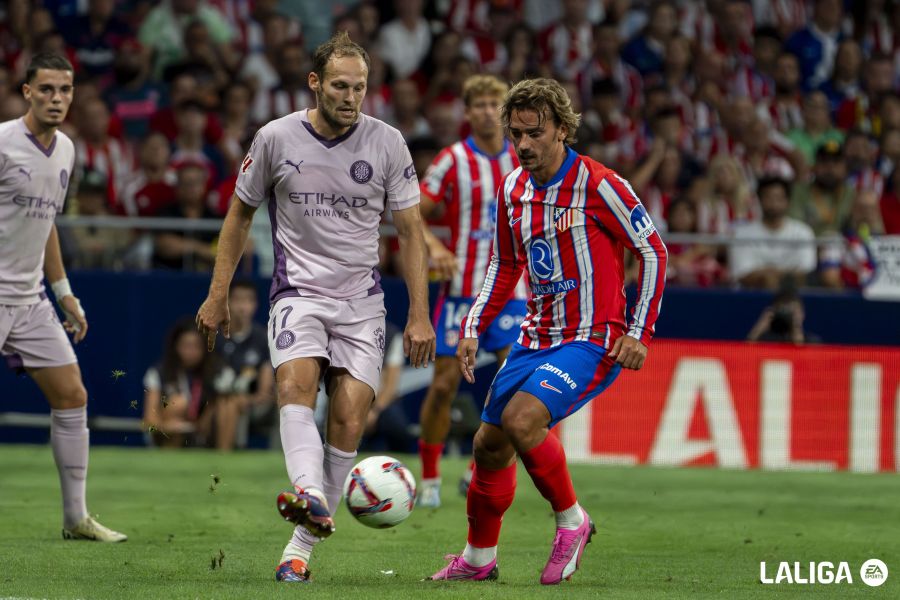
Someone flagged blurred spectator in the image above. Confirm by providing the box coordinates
[818,39,863,114]
[820,190,883,289]
[238,12,291,94]
[143,318,235,447]
[787,90,845,163]
[844,129,885,197]
[538,0,594,80]
[581,78,638,172]
[250,41,312,127]
[730,176,816,290]
[215,280,274,449]
[621,0,677,77]
[738,116,799,187]
[785,0,845,91]
[879,127,900,177]
[790,141,853,235]
[709,0,755,72]
[426,101,464,149]
[752,0,807,40]
[730,26,779,103]
[747,287,819,344]
[578,19,642,117]
[630,136,687,229]
[360,52,391,123]
[418,30,464,104]
[706,154,758,232]
[65,169,134,269]
[153,163,219,271]
[57,0,132,83]
[0,93,28,122]
[664,198,725,287]
[407,136,441,180]
[388,79,430,141]
[138,0,236,79]
[169,98,227,185]
[458,4,518,75]
[761,52,804,132]
[73,97,133,211]
[119,132,177,217]
[835,53,895,132]
[220,80,254,163]
[377,0,431,79]
[104,39,163,140]
[503,23,542,83]
[179,19,238,92]
[149,70,224,145]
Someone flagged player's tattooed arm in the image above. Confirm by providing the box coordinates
[196,196,257,351]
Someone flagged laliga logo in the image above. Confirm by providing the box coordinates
[759,558,887,586]
[629,204,656,240]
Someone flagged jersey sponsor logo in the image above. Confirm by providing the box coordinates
[403,163,416,180]
[241,154,253,172]
[531,278,578,296]
[469,229,493,241]
[276,330,296,350]
[284,159,304,174]
[629,204,656,239]
[554,207,573,232]
[350,160,373,184]
[59,169,68,189]
[537,362,578,390]
[529,238,554,280]
[540,380,562,393]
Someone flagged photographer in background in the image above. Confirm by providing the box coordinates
[747,285,821,345]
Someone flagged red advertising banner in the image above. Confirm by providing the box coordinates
[557,340,900,472]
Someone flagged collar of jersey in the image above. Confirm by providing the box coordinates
[300,112,360,149]
[529,146,577,191]
[465,136,509,159]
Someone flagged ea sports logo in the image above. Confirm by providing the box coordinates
[529,238,554,281]
[629,204,656,239]
[860,559,888,587]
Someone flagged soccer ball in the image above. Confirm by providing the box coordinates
[344,456,416,528]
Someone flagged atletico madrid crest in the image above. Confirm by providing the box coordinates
[554,207,573,232]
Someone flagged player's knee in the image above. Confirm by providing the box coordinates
[500,409,538,446]
[429,370,459,402]
[53,381,88,409]
[276,378,319,407]
[473,428,513,469]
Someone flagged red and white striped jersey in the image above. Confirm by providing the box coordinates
[74,137,134,211]
[421,136,525,298]
[461,149,668,349]
[539,21,593,80]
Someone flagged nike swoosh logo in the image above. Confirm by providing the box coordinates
[510,217,523,225]
[540,380,562,393]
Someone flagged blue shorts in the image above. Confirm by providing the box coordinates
[433,295,527,356]
[482,342,621,428]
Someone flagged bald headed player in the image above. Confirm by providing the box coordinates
[0,53,126,542]
[196,32,435,582]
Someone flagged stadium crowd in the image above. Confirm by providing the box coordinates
[1,0,899,291]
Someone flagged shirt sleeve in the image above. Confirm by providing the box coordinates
[728,228,760,281]
[385,129,420,211]
[796,224,817,274]
[594,172,668,345]
[460,175,525,339]
[234,128,273,208]
[420,147,456,203]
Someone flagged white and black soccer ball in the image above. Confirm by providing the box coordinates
[343,456,416,528]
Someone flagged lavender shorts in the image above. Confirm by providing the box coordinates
[268,293,387,393]
[1,298,77,370]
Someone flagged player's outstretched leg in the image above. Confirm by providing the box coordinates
[520,431,595,585]
[418,356,463,508]
[31,365,127,542]
[428,423,514,581]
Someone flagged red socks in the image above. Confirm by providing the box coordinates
[466,463,517,548]
[418,440,444,480]
[520,433,577,512]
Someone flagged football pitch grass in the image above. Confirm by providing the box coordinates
[0,446,898,599]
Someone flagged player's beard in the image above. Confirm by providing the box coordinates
[317,89,358,132]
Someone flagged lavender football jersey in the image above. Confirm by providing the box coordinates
[236,109,419,302]
[0,118,75,305]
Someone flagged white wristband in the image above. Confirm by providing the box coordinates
[51,278,73,300]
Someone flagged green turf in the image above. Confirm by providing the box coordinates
[0,446,897,599]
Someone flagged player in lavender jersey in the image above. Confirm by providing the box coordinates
[0,54,126,542]
[196,32,435,583]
